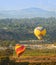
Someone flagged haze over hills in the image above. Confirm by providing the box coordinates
[0,7,56,19]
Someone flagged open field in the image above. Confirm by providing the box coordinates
[12,49,56,64]
[13,48,56,57]
[0,47,56,65]
[16,56,56,62]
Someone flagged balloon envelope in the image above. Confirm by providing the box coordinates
[34,26,46,40]
[15,44,25,57]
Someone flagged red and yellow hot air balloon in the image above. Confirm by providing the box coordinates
[34,26,46,40]
[15,44,25,57]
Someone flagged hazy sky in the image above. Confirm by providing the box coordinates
[0,0,56,11]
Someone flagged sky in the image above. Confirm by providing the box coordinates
[0,0,56,11]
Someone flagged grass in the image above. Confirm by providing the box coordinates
[13,48,56,58]
[0,48,56,65]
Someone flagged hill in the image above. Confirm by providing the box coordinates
[0,8,56,19]
[0,17,56,43]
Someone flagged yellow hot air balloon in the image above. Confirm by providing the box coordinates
[15,44,25,57]
[34,26,46,40]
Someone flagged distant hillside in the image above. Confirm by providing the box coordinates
[0,17,56,43]
[0,8,56,19]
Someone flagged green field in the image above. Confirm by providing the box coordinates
[13,48,56,65]
[13,48,56,57]
[0,47,56,65]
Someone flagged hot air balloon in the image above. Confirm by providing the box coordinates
[34,26,46,40]
[15,44,25,57]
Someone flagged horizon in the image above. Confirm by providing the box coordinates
[0,0,56,11]
[0,7,55,12]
